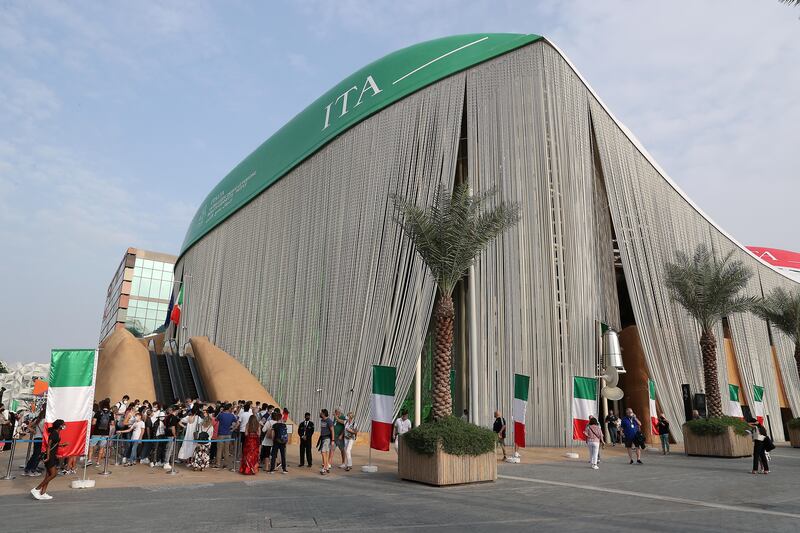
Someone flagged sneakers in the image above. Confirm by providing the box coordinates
[85,460,93,466]
[163,463,172,470]
[344,466,351,471]
[591,465,599,470]
[141,458,150,465]
[122,458,128,464]
[338,464,346,469]
[636,460,643,464]
[320,468,326,475]
[629,460,634,465]
[26,471,42,477]
[30,488,41,499]
[281,470,288,474]
[40,493,53,500]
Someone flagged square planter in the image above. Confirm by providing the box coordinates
[397,439,497,486]
[682,424,751,458]
[789,426,800,448]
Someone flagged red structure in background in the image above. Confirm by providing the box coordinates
[747,246,800,280]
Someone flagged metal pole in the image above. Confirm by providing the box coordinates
[414,356,421,428]
[468,263,479,426]
[166,437,178,475]
[98,437,112,476]
[2,439,16,480]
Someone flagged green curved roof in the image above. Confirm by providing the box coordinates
[179,33,542,257]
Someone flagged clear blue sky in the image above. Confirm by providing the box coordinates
[1,1,798,363]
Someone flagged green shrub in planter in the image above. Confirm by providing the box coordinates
[403,416,496,456]
[788,418,800,430]
[685,416,749,436]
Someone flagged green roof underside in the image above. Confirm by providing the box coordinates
[179,33,542,257]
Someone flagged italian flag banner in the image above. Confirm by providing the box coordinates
[370,365,396,451]
[44,349,98,458]
[728,384,744,419]
[170,285,184,325]
[513,373,530,448]
[752,385,765,424]
[649,379,659,435]
[572,376,597,440]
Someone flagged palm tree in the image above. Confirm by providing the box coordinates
[664,245,756,418]
[754,288,800,382]
[393,183,519,419]
[779,0,800,6]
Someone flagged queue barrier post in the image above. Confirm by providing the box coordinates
[98,437,112,476]
[166,436,178,475]
[2,438,17,480]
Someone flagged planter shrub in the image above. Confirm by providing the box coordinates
[788,418,800,430]
[684,416,749,437]
[403,416,496,456]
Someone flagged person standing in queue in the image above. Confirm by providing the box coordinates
[297,412,314,468]
[31,419,68,500]
[493,411,507,460]
[317,409,334,475]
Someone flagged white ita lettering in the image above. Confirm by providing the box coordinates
[322,75,382,130]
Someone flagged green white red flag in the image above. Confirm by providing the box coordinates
[649,379,659,435]
[44,349,98,457]
[370,365,396,451]
[512,374,530,448]
[728,384,744,419]
[170,285,184,325]
[572,376,596,440]
[752,385,764,424]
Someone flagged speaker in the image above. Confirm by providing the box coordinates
[681,384,692,422]
[693,393,707,419]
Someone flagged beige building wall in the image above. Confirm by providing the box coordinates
[96,328,157,403]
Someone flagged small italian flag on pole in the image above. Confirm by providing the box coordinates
[752,385,765,424]
[513,374,530,448]
[572,376,597,440]
[370,365,396,451]
[170,285,184,325]
[44,349,98,458]
[728,384,744,419]
[649,379,659,435]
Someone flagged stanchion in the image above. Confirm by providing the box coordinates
[230,436,240,473]
[166,437,178,475]
[98,437,112,476]
[2,439,17,480]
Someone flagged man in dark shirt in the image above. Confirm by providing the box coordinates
[493,410,507,460]
[297,412,314,468]
[163,406,179,470]
[605,411,619,445]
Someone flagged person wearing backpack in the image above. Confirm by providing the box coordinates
[268,410,289,474]
[89,401,113,467]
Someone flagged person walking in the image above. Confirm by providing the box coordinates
[493,410,507,460]
[343,411,358,471]
[656,414,670,455]
[621,408,643,464]
[317,409,334,475]
[239,414,261,475]
[584,416,604,469]
[297,412,314,468]
[392,410,412,452]
[747,417,770,474]
[604,410,619,446]
[31,419,68,500]
[333,408,347,469]
[268,411,289,474]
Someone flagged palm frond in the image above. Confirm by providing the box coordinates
[753,287,800,342]
[393,183,520,296]
[664,244,754,331]
[779,0,800,6]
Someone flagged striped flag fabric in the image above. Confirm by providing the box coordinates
[752,385,765,424]
[649,379,659,435]
[370,365,396,451]
[572,376,597,440]
[44,349,98,458]
[728,384,744,419]
[513,373,530,448]
[170,285,184,325]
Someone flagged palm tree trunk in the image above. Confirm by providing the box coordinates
[794,341,800,384]
[700,329,724,418]
[432,294,454,419]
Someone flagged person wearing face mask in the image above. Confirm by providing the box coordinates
[0,404,11,452]
[31,419,69,500]
[297,412,314,468]
[117,412,145,466]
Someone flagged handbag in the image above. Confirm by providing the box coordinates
[763,435,776,452]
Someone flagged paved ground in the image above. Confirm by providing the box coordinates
[2,444,799,532]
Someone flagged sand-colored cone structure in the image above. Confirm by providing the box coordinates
[96,328,157,403]
[190,336,282,408]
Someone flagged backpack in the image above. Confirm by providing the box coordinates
[96,410,112,431]
[275,424,288,445]
[197,431,210,442]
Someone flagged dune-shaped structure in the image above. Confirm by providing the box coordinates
[172,34,800,445]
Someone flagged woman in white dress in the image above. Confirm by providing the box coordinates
[178,409,200,461]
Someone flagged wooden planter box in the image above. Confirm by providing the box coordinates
[789,426,800,448]
[682,424,751,458]
[397,439,496,486]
